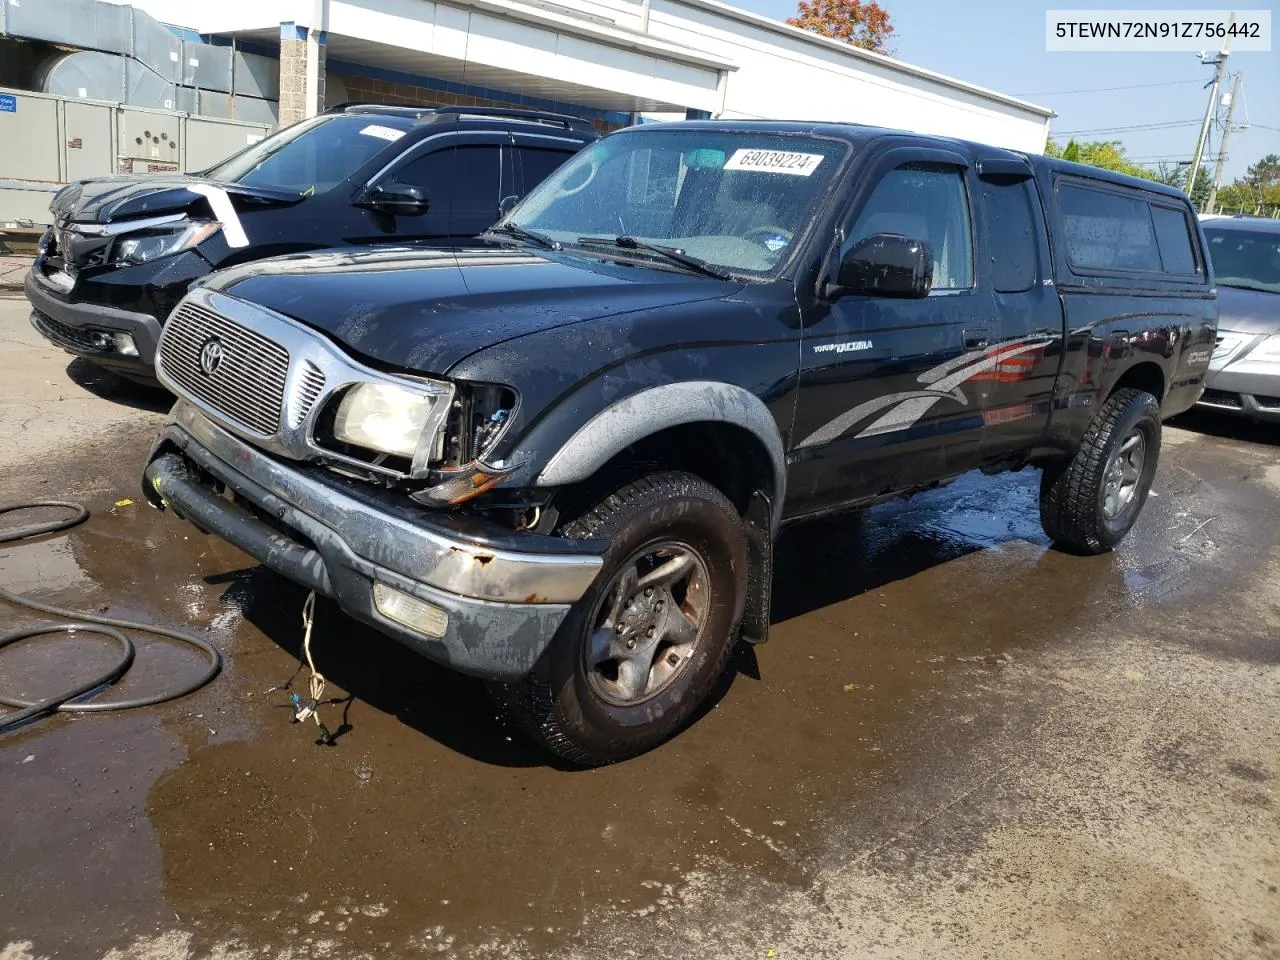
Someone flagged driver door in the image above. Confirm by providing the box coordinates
[787,148,997,517]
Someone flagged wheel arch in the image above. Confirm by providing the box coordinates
[1106,360,1166,406]
[535,381,787,534]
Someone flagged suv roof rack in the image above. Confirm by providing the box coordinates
[325,102,597,134]
[430,105,597,133]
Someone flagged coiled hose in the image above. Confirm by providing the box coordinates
[0,501,221,734]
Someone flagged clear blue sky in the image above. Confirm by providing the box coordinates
[727,0,1280,181]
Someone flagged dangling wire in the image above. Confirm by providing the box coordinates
[301,590,325,708]
[275,590,334,744]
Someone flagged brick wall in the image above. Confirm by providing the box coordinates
[336,74,623,134]
[279,37,326,126]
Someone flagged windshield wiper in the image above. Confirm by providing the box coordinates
[576,235,731,280]
[489,222,561,250]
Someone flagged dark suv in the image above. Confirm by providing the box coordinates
[25,104,598,383]
[142,121,1216,765]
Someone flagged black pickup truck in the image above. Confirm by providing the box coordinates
[141,121,1217,765]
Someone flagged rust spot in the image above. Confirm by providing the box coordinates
[475,554,495,566]
[524,593,545,603]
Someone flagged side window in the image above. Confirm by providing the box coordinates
[981,179,1038,293]
[451,145,503,219]
[1150,205,1199,275]
[519,147,576,193]
[844,163,974,291]
[1059,183,1160,273]
[387,146,456,215]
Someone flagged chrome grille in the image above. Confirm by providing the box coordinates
[289,360,326,427]
[159,301,290,435]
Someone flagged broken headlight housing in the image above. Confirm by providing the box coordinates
[411,382,519,506]
[113,221,221,265]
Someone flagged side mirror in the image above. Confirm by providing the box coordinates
[828,233,933,300]
[498,194,521,218]
[361,183,429,217]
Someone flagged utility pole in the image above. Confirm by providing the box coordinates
[1205,73,1242,215]
[1187,14,1234,198]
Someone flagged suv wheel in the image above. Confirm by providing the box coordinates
[491,471,748,766]
[1039,387,1161,555]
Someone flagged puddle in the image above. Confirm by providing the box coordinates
[2,420,1278,958]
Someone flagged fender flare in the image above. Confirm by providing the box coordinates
[534,381,787,534]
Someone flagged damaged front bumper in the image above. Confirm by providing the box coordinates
[142,402,605,680]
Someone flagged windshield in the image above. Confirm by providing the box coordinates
[203,114,414,194]
[501,129,848,276]
[1204,226,1280,294]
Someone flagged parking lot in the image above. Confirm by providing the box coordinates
[0,288,1277,959]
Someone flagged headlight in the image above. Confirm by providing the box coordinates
[332,382,442,459]
[113,221,221,265]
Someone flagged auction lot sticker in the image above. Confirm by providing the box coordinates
[723,149,825,176]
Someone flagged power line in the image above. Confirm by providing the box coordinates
[1053,120,1203,136]
[1014,79,1204,96]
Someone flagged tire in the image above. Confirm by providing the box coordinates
[491,470,748,766]
[1039,387,1161,555]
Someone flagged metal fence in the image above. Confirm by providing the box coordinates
[0,86,273,231]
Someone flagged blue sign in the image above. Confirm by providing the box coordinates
[0,94,15,113]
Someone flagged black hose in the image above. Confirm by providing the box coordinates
[0,502,222,734]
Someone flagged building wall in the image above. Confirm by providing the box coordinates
[643,0,1051,152]
[106,0,1052,152]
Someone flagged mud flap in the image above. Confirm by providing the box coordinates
[740,490,773,645]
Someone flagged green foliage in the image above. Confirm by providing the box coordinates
[1045,138,1156,181]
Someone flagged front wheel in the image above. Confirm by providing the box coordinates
[1039,387,1161,555]
[491,471,748,766]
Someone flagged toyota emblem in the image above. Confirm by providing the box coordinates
[198,337,224,376]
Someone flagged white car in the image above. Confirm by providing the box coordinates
[1199,216,1280,422]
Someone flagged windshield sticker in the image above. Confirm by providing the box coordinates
[723,149,824,176]
[359,124,406,143]
[762,234,790,252]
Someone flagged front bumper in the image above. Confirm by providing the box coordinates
[25,270,162,378]
[143,402,606,680]
[1198,355,1280,423]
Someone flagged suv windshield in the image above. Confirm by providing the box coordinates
[203,114,414,194]
[1204,226,1280,294]
[502,129,848,276]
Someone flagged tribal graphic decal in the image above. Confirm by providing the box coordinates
[797,335,1054,448]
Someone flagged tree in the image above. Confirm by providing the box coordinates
[1045,138,1155,181]
[1243,154,1280,192]
[786,0,894,53]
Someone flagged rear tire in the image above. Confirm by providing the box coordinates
[491,470,748,766]
[1039,387,1161,555]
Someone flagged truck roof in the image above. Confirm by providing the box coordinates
[632,119,1195,205]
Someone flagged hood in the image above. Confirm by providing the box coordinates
[51,175,301,225]
[201,246,742,373]
[1217,284,1280,336]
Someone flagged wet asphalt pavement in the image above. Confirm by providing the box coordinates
[1,295,1277,960]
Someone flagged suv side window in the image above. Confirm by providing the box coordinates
[388,146,456,216]
[452,144,503,220]
[518,146,576,193]
[1059,182,1160,273]
[843,163,974,291]
[981,179,1038,293]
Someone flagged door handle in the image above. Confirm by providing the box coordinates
[963,327,991,350]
